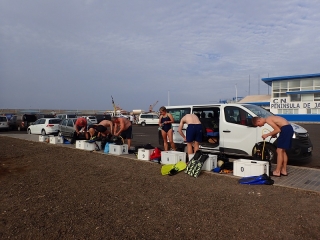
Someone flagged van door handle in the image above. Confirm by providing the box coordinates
[223,130,231,133]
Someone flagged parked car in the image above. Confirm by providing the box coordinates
[95,114,112,123]
[83,116,98,124]
[58,118,92,139]
[56,114,77,120]
[27,118,61,135]
[0,116,9,131]
[16,114,38,131]
[138,113,159,126]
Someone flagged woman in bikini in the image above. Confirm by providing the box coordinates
[159,106,176,151]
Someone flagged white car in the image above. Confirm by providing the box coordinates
[27,118,61,136]
[138,113,159,126]
[0,116,9,131]
[84,116,98,124]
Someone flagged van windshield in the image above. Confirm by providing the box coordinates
[242,105,273,118]
[166,108,191,123]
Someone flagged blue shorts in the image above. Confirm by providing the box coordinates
[277,125,294,149]
[120,125,132,140]
[186,124,203,143]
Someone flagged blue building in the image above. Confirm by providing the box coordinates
[261,73,320,122]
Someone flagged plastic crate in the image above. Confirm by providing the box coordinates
[39,136,49,142]
[76,140,86,149]
[109,144,128,155]
[49,136,63,144]
[137,148,154,161]
[233,159,269,177]
[161,151,186,165]
[84,141,101,151]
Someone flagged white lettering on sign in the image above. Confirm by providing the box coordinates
[271,98,319,109]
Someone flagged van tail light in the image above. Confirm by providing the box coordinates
[46,124,54,127]
[22,122,25,127]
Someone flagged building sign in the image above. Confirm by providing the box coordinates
[271,98,320,109]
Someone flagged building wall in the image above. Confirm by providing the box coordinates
[262,74,320,122]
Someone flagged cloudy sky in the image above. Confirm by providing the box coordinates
[1,0,320,112]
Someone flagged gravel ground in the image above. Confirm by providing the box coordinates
[1,136,320,240]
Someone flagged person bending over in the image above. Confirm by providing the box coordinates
[252,115,293,177]
[112,117,132,150]
[178,114,202,154]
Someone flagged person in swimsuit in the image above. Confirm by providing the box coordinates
[177,114,202,154]
[159,106,176,151]
[252,115,294,177]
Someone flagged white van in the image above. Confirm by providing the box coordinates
[159,103,313,163]
[138,113,159,126]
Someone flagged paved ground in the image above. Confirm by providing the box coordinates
[1,134,320,239]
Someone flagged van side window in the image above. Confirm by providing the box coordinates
[167,108,191,123]
[224,107,252,126]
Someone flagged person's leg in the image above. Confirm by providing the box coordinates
[281,151,288,175]
[167,129,176,150]
[274,148,285,176]
[127,138,131,150]
[193,141,200,153]
[88,128,95,138]
[187,142,193,154]
[161,130,169,151]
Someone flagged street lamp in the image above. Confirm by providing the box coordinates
[235,84,238,102]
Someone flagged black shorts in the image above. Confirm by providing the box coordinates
[96,125,107,133]
[120,125,133,139]
[88,125,96,130]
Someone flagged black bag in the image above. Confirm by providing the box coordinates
[253,142,271,161]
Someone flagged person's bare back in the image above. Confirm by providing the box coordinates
[181,114,201,125]
[266,115,289,128]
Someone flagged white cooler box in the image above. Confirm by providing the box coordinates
[233,159,269,177]
[49,136,63,144]
[39,136,49,142]
[137,148,154,161]
[109,144,128,155]
[83,141,101,151]
[76,140,86,149]
[188,154,217,171]
[161,151,186,165]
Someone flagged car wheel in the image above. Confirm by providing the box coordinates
[41,129,46,136]
[27,129,31,134]
[58,131,62,137]
[264,144,277,164]
[141,122,146,127]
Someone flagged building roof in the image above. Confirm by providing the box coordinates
[238,95,271,105]
[262,73,320,86]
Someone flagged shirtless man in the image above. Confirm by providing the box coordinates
[252,115,294,177]
[178,114,202,154]
[88,120,113,139]
[112,117,132,150]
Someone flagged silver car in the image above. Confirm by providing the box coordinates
[58,118,92,139]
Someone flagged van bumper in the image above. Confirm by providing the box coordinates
[286,138,313,163]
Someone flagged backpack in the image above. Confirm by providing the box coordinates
[252,142,271,161]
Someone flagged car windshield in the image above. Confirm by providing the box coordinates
[24,115,37,122]
[242,105,273,118]
[0,117,7,121]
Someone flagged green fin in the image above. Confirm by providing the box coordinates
[161,164,175,175]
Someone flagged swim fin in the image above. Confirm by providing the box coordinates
[161,164,175,175]
[238,174,269,184]
[168,161,187,176]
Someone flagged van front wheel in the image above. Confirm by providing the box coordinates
[141,122,146,126]
[264,144,277,164]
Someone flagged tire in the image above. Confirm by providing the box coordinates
[41,129,46,136]
[58,131,62,137]
[256,143,277,164]
[141,122,146,127]
[27,129,31,134]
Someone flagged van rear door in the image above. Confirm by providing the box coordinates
[166,107,191,144]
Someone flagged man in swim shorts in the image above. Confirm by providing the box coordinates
[112,117,133,150]
[252,115,294,177]
[178,114,202,155]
